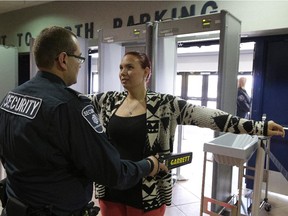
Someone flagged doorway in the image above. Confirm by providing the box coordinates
[18,52,30,85]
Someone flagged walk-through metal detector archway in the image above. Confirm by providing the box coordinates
[153,10,241,212]
[97,23,153,92]
[154,10,241,112]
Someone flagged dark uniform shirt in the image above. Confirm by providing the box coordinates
[237,87,251,118]
[0,71,150,215]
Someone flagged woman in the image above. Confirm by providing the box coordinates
[91,51,285,216]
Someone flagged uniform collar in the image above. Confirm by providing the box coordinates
[36,71,66,86]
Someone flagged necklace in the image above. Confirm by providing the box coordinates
[125,96,146,116]
[126,98,140,116]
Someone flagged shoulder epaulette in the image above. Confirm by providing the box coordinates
[65,88,90,102]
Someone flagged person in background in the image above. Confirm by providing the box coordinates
[90,51,285,216]
[0,27,167,216]
[237,77,251,118]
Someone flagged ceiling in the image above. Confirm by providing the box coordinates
[0,1,51,15]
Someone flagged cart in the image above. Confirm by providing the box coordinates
[200,133,271,216]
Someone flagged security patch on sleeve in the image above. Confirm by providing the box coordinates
[82,104,104,133]
[0,92,42,119]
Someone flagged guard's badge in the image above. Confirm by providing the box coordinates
[82,104,103,133]
[0,92,42,119]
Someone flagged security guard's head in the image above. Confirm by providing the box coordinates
[33,26,85,86]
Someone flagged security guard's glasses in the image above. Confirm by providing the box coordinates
[55,52,86,64]
[66,53,86,64]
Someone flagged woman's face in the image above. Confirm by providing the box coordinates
[119,54,149,90]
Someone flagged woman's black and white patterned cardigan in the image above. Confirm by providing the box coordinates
[91,90,267,212]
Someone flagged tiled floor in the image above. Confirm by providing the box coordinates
[164,165,288,216]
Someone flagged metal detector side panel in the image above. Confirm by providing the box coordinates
[213,10,242,212]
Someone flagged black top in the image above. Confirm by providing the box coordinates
[104,114,146,208]
[0,71,150,215]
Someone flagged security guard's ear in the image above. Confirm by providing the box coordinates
[55,52,68,71]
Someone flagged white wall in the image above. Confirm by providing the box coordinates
[0,46,18,101]
[0,1,288,52]
[217,1,288,33]
[0,45,18,180]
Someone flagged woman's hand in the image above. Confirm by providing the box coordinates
[267,120,285,137]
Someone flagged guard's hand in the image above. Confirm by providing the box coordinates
[147,155,168,176]
[267,120,285,137]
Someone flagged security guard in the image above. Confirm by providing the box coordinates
[0,26,166,215]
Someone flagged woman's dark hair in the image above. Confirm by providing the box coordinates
[33,26,77,69]
[124,51,151,70]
